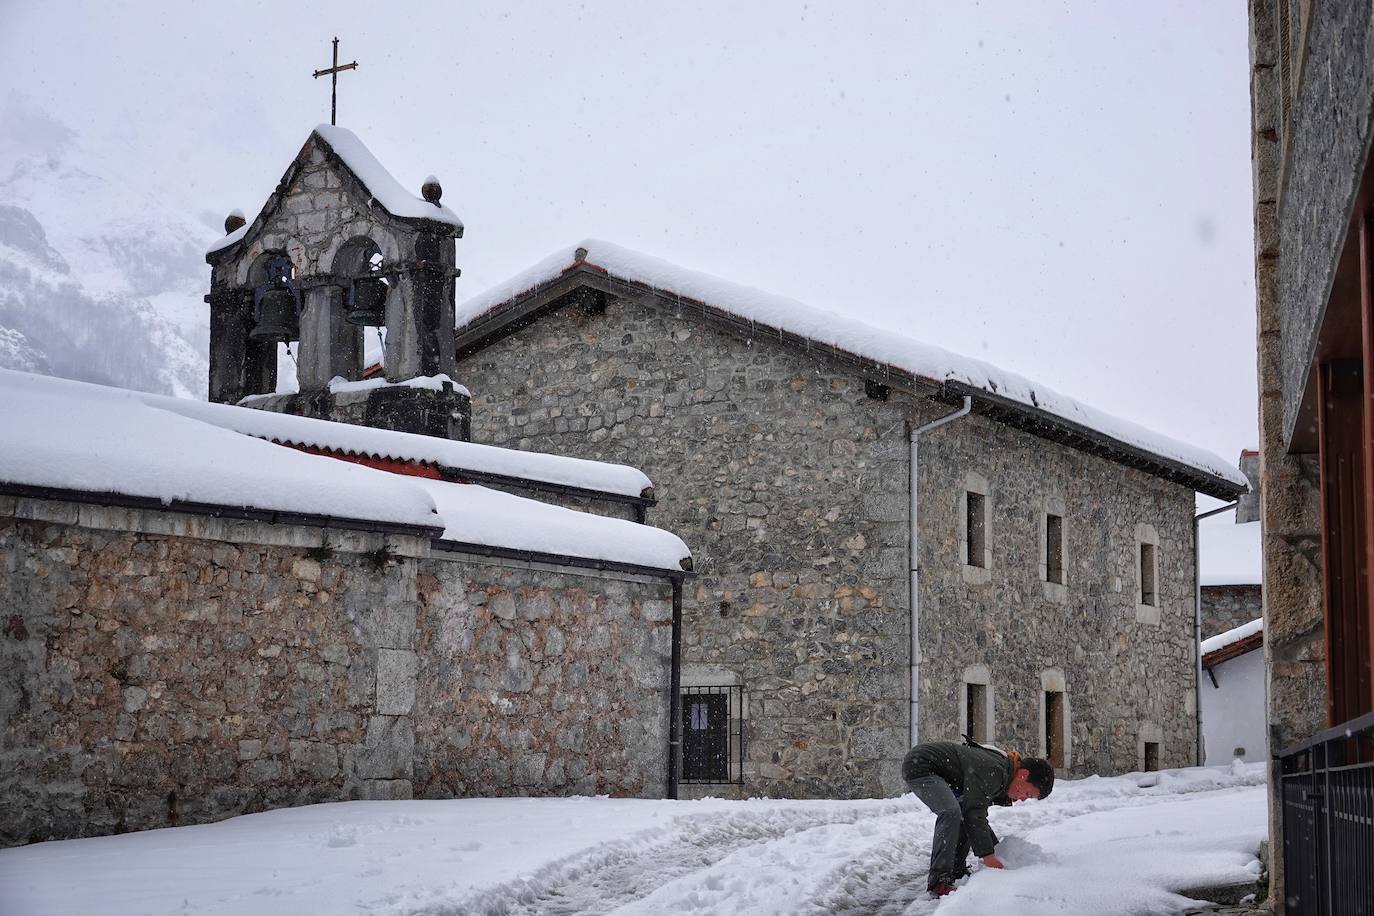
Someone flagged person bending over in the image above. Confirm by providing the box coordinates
[903,737,1055,897]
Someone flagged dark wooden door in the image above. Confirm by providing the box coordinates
[682,694,729,782]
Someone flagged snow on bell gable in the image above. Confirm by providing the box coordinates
[204,125,463,409]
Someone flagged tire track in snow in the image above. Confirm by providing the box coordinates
[418,800,916,916]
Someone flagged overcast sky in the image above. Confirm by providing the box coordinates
[1,1,1256,492]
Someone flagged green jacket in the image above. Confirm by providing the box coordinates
[902,740,1013,857]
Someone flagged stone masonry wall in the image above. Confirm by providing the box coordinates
[459,295,914,798]
[1,496,673,846]
[413,560,673,798]
[1250,1,1330,905]
[454,288,1200,793]
[916,411,1200,775]
[1201,585,1263,641]
[0,502,418,846]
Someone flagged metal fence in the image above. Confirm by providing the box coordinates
[1278,709,1374,915]
[679,685,745,785]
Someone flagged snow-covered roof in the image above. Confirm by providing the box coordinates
[1201,618,1264,658]
[311,125,463,228]
[416,479,688,570]
[0,370,688,572]
[204,124,462,255]
[155,394,653,500]
[0,369,439,533]
[1199,508,1261,586]
[455,240,1249,498]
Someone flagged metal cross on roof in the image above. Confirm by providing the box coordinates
[313,37,358,127]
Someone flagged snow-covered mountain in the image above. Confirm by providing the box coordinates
[0,99,213,397]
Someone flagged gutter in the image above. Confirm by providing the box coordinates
[909,396,973,745]
[1193,500,1238,765]
[668,579,683,800]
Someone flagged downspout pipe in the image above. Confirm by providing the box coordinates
[1193,500,1237,766]
[910,396,973,747]
[667,577,683,799]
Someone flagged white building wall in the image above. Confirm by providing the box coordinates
[1200,649,1267,764]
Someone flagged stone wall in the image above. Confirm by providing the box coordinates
[0,496,673,846]
[454,286,1201,794]
[1249,1,1332,906]
[917,411,1200,775]
[413,559,673,798]
[1201,585,1263,640]
[1275,1,1374,444]
[459,294,916,798]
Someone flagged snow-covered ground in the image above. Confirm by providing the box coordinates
[0,763,1265,916]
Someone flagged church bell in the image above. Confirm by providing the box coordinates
[249,284,300,343]
[345,276,388,326]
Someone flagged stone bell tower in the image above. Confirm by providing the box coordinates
[203,125,469,439]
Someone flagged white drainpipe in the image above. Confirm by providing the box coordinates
[909,396,973,746]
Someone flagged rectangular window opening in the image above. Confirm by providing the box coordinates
[1140,543,1157,606]
[1143,741,1160,772]
[1045,514,1064,584]
[966,492,986,568]
[965,683,987,744]
[1045,690,1065,769]
[680,686,744,784]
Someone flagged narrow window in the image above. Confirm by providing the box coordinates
[966,492,986,568]
[965,683,988,743]
[682,693,730,782]
[1045,514,1064,584]
[1140,543,1157,606]
[1045,690,1065,768]
[1143,741,1160,772]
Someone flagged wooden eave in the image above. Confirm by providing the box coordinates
[1202,629,1265,668]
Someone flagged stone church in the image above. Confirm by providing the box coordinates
[450,241,1249,796]
[1,124,1246,845]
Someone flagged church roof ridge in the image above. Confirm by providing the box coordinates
[454,239,1248,500]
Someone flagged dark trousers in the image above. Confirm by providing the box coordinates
[907,775,972,885]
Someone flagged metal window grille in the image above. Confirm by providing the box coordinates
[1278,709,1374,915]
[679,685,745,785]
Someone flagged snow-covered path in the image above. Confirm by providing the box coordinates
[0,764,1266,916]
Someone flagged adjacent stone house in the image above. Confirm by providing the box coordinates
[1246,3,1374,909]
[451,240,1248,797]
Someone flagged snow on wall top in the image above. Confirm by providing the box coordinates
[0,369,685,570]
[456,239,1249,493]
[151,391,654,498]
[0,369,439,531]
[1199,508,1262,586]
[312,125,463,228]
[206,223,247,255]
[237,373,471,404]
[1201,617,1263,657]
[416,479,689,570]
